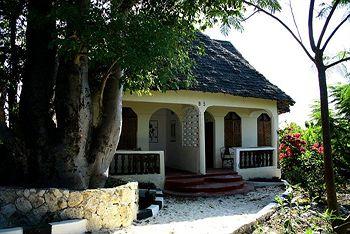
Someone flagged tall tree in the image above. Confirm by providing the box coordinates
[5,0,279,189]
[241,0,350,213]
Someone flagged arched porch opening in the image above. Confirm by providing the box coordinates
[118,107,138,150]
[149,108,182,170]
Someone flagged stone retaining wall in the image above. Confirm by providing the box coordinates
[0,182,138,231]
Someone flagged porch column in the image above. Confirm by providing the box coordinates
[198,106,206,174]
[213,115,225,168]
[271,113,279,166]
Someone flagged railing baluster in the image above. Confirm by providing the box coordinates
[269,151,273,166]
[111,152,158,175]
[236,149,274,169]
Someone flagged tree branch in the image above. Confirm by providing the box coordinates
[317,0,340,48]
[308,0,317,52]
[326,56,350,69]
[242,0,315,62]
[322,13,350,51]
[288,0,303,43]
[242,10,260,21]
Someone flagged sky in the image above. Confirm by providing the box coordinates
[204,1,349,127]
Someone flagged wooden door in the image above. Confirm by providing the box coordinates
[257,114,272,146]
[205,122,214,169]
[224,112,242,147]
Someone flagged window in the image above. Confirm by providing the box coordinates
[224,112,242,147]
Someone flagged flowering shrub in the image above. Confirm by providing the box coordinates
[279,124,325,199]
[279,129,307,186]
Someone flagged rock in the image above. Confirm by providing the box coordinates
[1,204,16,217]
[37,190,46,197]
[0,183,138,232]
[84,197,99,213]
[96,203,108,217]
[101,207,121,229]
[16,190,23,196]
[29,189,36,193]
[68,192,83,207]
[57,198,67,209]
[52,189,62,198]
[31,205,48,224]
[15,197,32,213]
[60,207,84,220]
[119,205,134,226]
[0,190,17,204]
[23,189,30,198]
[88,213,102,231]
[118,188,134,204]
[62,190,70,198]
[44,193,59,212]
[28,194,45,208]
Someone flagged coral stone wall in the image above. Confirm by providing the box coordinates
[0,182,138,231]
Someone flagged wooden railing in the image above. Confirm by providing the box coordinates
[239,150,273,169]
[111,151,162,175]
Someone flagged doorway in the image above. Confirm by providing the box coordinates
[205,112,215,169]
[117,107,137,150]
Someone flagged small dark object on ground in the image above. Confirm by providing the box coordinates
[139,189,156,209]
[23,224,51,234]
[104,178,128,188]
[138,182,157,190]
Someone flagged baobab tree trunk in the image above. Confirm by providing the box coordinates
[89,68,123,188]
[54,52,92,189]
[19,0,56,186]
[316,59,338,213]
[8,14,19,130]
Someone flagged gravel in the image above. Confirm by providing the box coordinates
[113,186,284,234]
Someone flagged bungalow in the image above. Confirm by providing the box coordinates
[110,33,294,194]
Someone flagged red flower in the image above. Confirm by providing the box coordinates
[293,133,301,139]
[311,142,324,154]
[286,146,293,157]
[279,143,285,150]
[318,145,324,154]
[279,153,286,160]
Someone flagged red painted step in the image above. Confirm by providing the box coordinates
[205,174,243,183]
[177,181,245,193]
[165,174,243,189]
[164,169,254,197]
[164,183,254,197]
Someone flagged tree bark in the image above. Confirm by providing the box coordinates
[317,60,338,214]
[89,68,123,188]
[8,15,18,129]
[0,87,6,124]
[19,0,56,185]
[54,52,92,189]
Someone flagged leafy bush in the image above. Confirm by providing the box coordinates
[279,83,350,199]
[279,125,325,199]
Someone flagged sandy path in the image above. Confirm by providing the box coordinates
[113,186,283,234]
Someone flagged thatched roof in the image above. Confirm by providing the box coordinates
[184,33,294,114]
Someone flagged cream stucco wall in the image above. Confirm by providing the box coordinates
[122,90,279,176]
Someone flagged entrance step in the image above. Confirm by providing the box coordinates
[164,170,253,197]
